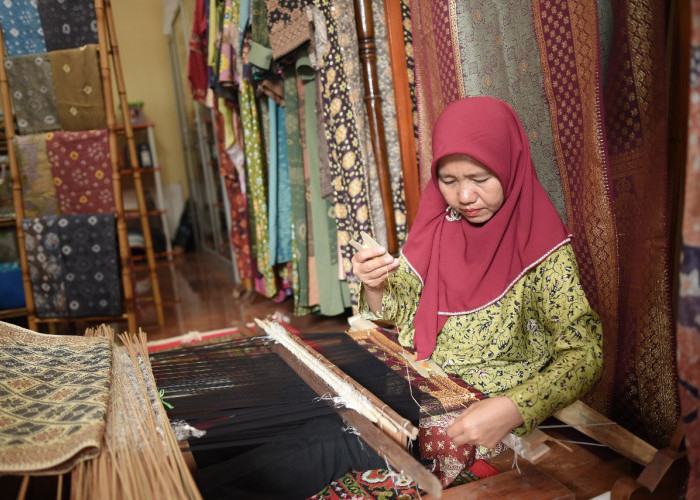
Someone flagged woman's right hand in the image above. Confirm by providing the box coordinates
[351,246,400,290]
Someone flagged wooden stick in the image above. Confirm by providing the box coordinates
[554,400,657,466]
[102,0,165,327]
[94,0,137,333]
[271,342,441,498]
[353,0,398,254]
[382,0,420,229]
[0,26,38,330]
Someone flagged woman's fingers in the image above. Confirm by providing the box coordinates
[351,247,399,287]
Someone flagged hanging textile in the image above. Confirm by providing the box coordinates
[214,108,254,281]
[263,0,312,60]
[13,133,59,218]
[603,0,678,447]
[407,0,618,418]
[298,53,350,316]
[679,2,700,493]
[0,0,46,57]
[22,213,123,318]
[314,0,377,304]
[283,66,311,314]
[274,102,293,264]
[239,79,277,298]
[4,53,60,135]
[47,44,107,131]
[0,321,111,475]
[45,129,114,215]
[188,0,209,102]
[36,0,98,51]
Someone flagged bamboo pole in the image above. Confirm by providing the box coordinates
[102,0,165,327]
[94,0,137,333]
[353,0,398,254]
[382,0,420,229]
[0,27,38,330]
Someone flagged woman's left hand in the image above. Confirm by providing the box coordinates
[445,397,524,449]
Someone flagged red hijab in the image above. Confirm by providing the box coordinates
[402,97,570,360]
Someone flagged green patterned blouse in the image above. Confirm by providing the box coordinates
[359,243,603,436]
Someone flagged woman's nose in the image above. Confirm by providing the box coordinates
[458,185,476,204]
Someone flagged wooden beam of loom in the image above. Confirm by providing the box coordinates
[254,319,441,497]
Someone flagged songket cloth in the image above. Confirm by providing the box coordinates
[263,0,312,60]
[22,214,123,318]
[0,0,46,56]
[13,134,59,218]
[239,79,277,298]
[47,44,107,131]
[679,4,700,494]
[603,0,678,447]
[283,66,312,314]
[0,321,111,475]
[408,0,618,418]
[297,54,350,316]
[36,0,98,51]
[314,0,377,305]
[4,53,60,135]
[45,129,114,215]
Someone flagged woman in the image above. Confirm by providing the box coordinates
[352,96,603,451]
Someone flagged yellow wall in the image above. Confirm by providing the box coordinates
[111,0,188,197]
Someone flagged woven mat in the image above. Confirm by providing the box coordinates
[0,321,111,475]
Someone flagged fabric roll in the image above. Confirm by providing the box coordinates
[45,129,114,214]
[48,44,107,131]
[0,0,46,56]
[274,102,292,264]
[13,134,59,218]
[22,216,68,318]
[4,53,60,135]
[59,213,122,317]
[36,0,98,51]
[0,321,111,475]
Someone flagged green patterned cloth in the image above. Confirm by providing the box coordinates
[360,244,603,436]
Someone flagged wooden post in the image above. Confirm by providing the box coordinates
[0,27,38,330]
[382,0,420,229]
[353,0,398,254]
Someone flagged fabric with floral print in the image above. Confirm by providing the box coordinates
[4,53,60,135]
[360,243,604,436]
[0,0,46,57]
[36,0,98,51]
[45,129,114,215]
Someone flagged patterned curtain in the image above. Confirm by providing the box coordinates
[603,0,678,447]
[678,0,700,493]
[408,0,619,419]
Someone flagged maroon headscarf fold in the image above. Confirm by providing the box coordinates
[402,97,569,360]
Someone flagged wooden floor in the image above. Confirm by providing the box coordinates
[134,250,351,343]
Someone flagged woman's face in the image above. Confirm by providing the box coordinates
[436,155,504,224]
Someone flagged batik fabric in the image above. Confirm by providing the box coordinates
[13,134,59,218]
[0,0,46,56]
[36,0,98,51]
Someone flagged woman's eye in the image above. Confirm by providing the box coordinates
[440,179,456,186]
[474,177,489,184]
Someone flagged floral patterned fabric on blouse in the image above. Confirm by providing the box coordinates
[360,243,603,436]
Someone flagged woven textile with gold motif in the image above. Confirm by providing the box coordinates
[0,321,111,475]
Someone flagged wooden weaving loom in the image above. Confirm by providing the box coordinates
[249,317,689,499]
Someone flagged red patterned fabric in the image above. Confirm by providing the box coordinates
[45,129,114,214]
[188,0,209,103]
[402,97,569,360]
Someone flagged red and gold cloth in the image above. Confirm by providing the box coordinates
[45,129,114,215]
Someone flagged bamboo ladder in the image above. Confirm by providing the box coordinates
[98,0,164,327]
[0,21,139,332]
